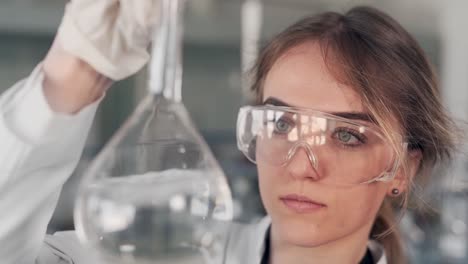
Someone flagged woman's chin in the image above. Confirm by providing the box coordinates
[273,218,333,248]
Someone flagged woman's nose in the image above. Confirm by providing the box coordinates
[285,143,321,181]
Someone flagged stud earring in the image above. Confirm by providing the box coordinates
[391,188,400,196]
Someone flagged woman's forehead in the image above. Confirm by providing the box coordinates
[262,42,365,114]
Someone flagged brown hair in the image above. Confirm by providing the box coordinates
[250,6,459,264]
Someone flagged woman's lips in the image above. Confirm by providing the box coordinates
[280,194,326,213]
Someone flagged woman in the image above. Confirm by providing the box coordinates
[235,6,459,264]
[0,1,458,264]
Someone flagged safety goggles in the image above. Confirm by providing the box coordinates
[236,105,406,186]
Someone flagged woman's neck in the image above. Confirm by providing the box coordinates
[269,223,372,264]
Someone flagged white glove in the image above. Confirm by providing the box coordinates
[57,0,161,81]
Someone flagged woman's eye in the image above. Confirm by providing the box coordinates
[333,129,366,146]
[274,119,293,134]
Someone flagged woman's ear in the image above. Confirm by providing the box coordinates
[386,150,422,197]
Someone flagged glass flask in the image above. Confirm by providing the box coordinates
[74,0,234,263]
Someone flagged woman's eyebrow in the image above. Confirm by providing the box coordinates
[263,97,375,123]
[263,97,291,107]
[329,112,375,123]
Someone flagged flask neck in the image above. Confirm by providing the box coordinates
[148,0,185,103]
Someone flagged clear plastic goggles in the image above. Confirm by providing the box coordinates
[236,105,404,185]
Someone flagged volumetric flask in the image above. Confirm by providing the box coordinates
[74,0,234,263]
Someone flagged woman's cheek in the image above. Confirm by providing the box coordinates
[257,163,282,213]
[257,166,273,205]
[329,185,387,229]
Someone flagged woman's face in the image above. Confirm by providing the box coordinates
[258,41,396,247]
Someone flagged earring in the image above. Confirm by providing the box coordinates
[391,188,400,196]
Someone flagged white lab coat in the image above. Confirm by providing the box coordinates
[0,66,387,264]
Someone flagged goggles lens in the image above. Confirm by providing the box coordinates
[236,106,400,185]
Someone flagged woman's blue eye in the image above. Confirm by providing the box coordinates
[337,131,355,142]
[274,119,292,134]
[333,129,366,146]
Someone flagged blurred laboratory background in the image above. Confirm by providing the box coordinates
[1,0,468,263]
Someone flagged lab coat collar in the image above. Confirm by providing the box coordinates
[254,216,272,263]
[253,216,387,264]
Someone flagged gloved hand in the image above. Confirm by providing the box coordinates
[57,0,161,81]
